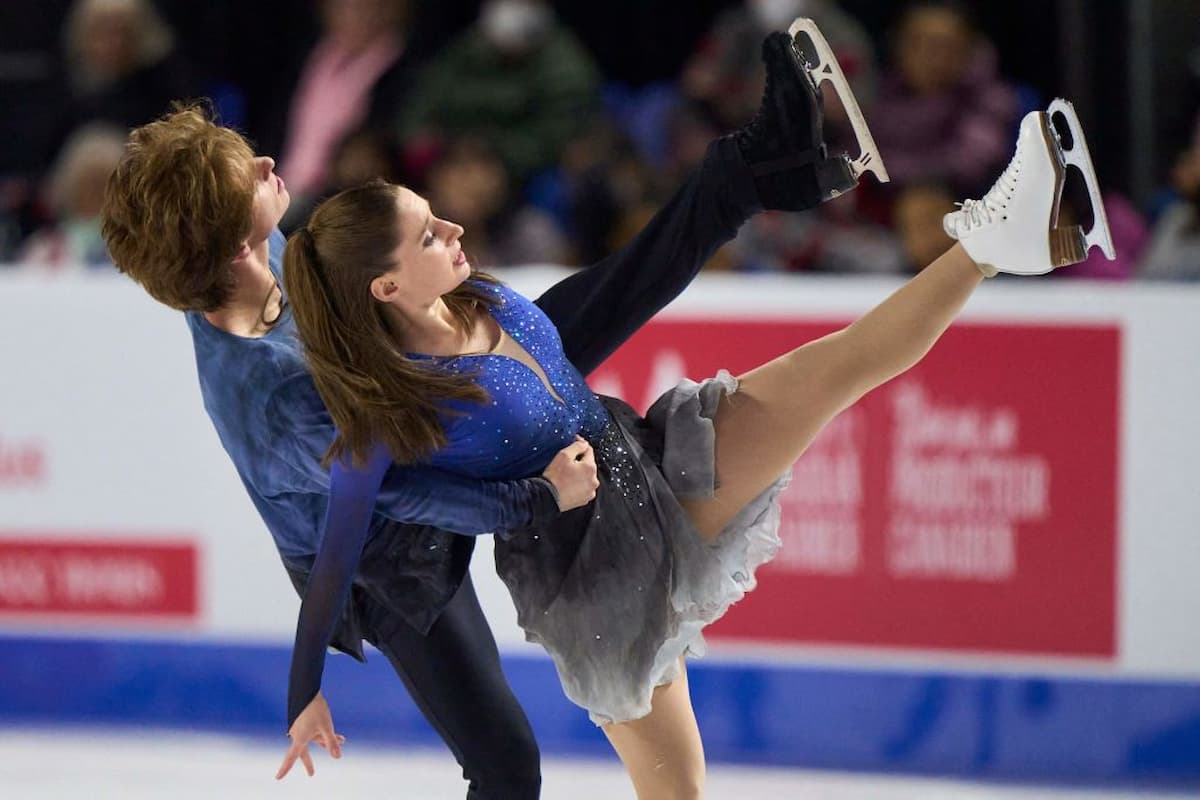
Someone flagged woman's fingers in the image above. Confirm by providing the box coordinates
[276,740,308,780]
[314,730,344,758]
[278,730,345,779]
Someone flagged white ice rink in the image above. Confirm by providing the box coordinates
[0,728,1190,800]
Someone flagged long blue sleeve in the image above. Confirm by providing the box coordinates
[287,445,390,728]
[375,461,561,534]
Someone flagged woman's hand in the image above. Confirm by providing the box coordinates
[543,436,599,511]
[276,692,346,780]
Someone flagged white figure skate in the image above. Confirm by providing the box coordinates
[943,102,1113,276]
[789,17,890,184]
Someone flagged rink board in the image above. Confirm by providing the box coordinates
[0,269,1198,785]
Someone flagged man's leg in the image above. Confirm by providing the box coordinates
[537,28,875,376]
[361,575,541,800]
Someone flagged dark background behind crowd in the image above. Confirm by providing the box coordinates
[1,0,1197,279]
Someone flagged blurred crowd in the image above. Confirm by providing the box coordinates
[1,0,1198,279]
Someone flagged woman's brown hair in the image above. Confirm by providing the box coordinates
[283,180,499,468]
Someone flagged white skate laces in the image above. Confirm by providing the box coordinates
[949,167,1019,235]
[942,100,1115,277]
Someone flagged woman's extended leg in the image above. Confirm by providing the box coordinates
[595,246,983,796]
[682,103,1112,540]
[684,243,983,539]
[602,661,706,800]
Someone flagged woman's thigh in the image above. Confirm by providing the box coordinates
[682,330,862,540]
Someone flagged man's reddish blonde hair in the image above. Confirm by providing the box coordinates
[101,106,256,311]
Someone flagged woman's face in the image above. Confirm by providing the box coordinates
[377,187,470,307]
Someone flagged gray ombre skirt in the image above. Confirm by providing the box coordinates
[494,371,788,725]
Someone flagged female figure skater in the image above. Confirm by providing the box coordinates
[278,88,1113,797]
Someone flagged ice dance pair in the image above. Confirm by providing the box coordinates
[277,19,1113,800]
[104,18,908,798]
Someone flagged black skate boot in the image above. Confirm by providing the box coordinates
[734,24,888,211]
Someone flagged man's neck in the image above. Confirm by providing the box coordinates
[202,238,283,338]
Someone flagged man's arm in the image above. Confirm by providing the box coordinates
[268,375,560,534]
[375,461,561,535]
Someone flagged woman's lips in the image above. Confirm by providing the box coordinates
[454,250,467,266]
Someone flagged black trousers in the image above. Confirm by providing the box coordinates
[359,573,541,800]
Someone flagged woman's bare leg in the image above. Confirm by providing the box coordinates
[602,661,706,800]
[683,243,983,540]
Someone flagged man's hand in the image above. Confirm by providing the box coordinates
[276,692,346,780]
[543,436,599,511]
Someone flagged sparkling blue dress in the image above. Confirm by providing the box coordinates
[289,280,788,726]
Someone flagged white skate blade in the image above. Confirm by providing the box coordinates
[788,17,889,184]
[1046,99,1116,260]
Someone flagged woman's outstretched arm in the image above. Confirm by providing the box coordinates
[286,447,391,731]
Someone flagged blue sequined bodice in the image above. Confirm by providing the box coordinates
[415,282,610,479]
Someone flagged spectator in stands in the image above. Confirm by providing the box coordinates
[1141,117,1200,280]
[1054,191,1146,280]
[325,127,405,195]
[892,183,957,273]
[18,123,125,270]
[729,197,905,274]
[681,0,877,151]
[0,179,35,264]
[533,117,661,267]
[57,0,195,143]
[872,1,1018,200]
[277,0,414,228]
[425,137,567,267]
[677,1,895,275]
[396,0,601,184]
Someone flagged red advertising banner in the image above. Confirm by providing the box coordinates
[0,537,199,619]
[592,319,1119,658]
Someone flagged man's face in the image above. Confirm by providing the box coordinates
[246,155,290,245]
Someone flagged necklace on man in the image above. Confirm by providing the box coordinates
[259,278,287,328]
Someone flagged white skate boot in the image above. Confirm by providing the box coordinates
[943,101,1114,276]
[789,17,889,184]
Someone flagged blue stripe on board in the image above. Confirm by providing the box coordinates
[1,635,1198,787]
